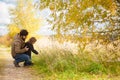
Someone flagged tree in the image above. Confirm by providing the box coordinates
[8,0,41,38]
[116,0,120,38]
[37,0,118,52]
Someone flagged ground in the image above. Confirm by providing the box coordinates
[0,46,120,80]
[0,47,40,80]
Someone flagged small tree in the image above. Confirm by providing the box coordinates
[8,0,41,38]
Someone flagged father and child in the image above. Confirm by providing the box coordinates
[11,29,39,67]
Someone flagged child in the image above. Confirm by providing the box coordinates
[24,37,38,63]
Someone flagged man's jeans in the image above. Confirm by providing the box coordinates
[14,54,31,64]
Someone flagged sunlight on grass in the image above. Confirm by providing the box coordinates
[32,36,120,80]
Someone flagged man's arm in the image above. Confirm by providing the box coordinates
[14,41,28,53]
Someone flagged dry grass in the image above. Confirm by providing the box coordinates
[35,36,79,54]
[32,36,120,79]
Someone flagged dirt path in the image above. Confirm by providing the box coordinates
[0,47,40,80]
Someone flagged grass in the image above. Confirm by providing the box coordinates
[32,37,120,80]
[32,52,120,80]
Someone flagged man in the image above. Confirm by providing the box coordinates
[11,29,31,67]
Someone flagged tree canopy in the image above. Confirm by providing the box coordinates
[8,0,41,38]
[38,0,119,41]
[36,0,120,52]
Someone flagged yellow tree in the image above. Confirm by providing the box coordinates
[38,0,117,52]
[8,0,41,38]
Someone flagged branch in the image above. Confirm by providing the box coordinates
[88,28,120,33]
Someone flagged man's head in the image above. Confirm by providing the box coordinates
[19,29,28,41]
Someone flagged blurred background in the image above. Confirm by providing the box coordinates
[0,0,120,79]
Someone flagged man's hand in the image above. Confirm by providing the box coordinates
[25,46,29,51]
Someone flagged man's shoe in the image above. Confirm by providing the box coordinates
[30,62,34,66]
[24,62,34,67]
[13,61,20,67]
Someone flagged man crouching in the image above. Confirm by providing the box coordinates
[11,29,32,67]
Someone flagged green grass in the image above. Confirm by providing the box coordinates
[32,38,120,79]
[32,47,120,80]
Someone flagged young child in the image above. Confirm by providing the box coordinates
[24,37,38,62]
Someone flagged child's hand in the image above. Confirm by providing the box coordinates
[36,53,39,55]
[25,46,29,51]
